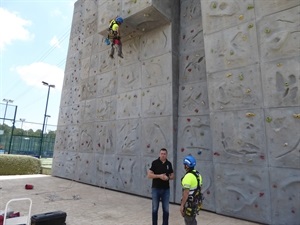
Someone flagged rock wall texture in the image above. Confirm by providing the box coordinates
[53,0,300,224]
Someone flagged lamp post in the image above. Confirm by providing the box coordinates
[20,118,26,131]
[45,115,51,134]
[39,81,55,158]
[19,118,26,151]
[2,99,14,125]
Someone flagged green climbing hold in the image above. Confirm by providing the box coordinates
[266,117,272,123]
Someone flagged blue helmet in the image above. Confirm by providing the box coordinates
[183,155,196,168]
[116,16,124,24]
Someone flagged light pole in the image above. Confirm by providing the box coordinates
[19,118,26,151]
[45,115,51,134]
[39,81,55,158]
[2,99,14,125]
[20,118,26,131]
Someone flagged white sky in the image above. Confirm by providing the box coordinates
[0,0,76,131]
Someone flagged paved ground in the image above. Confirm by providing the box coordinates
[0,175,262,225]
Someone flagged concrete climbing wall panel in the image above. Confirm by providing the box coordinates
[114,155,143,194]
[117,90,141,119]
[255,0,300,20]
[178,82,209,116]
[204,21,259,74]
[55,125,80,152]
[265,107,300,169]
[207,64,263,111]
[214,163,271,224]
[117,63,141,93]
[141,53,172,88]
[75,152,97,185]
[210,109,267,166]
[140,25,171,60]
[116,118,141,155]
[141,117,172,157]
[142,85,172,117]
[179,50,206,84]
[94,153,118,189]
[177,115,212,161]
[269,167,300,225]
[257,6,300,63]
[180,0,202,26]
[261,57,300,108]
[93,121,117,154]
[201,0,255,34]
[95,96,117,121]
[52,151,78,180]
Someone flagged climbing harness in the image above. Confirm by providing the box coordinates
[182,170,204,217]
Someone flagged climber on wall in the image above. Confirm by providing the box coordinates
[107,16,124,59]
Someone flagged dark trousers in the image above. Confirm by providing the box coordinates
[184,215,197,225]
[151,188,170,225]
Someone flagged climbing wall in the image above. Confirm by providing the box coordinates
[200,0,300,224]
[52,0,180,200]
[53,0,300,224]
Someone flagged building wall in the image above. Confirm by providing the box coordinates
[53,0,300,224]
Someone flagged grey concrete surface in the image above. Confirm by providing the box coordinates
[0,175,261,225]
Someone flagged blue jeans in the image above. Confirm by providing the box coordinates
[152,188,170,225]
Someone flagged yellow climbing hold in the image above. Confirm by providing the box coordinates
[293,114,300,119]
[239,15,244,20]
[239,73,244,81]
[246,112,256,117]
[212,2,217,9]
[265,28,271,34]
[266,117,272,123]
[247,5,254,10]
[226,73,232,78]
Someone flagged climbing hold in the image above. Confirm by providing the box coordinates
[197,150,202,155]
[239,73,244,81]
[246,112,255,117]
[226,73,232,78]
[247,5,254,10]
[266,117,272,123]
[212,2,217,9]
[265,28,271,34]
[239,15,244,20]
[246,88,251,93]
[230,50,234,55]
[248,23,254,29]
[293,114,300,119]
[277,63,282,67]
[284,143,288,147]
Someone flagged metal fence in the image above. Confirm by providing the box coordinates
[0,102,56,158]
[0,134,55,158]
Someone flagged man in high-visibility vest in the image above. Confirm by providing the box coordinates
[180,155,203,225]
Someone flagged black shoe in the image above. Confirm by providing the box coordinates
[118,53,123,58]
[109,54,114,59]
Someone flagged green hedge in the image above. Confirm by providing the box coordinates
[0,154,41,175]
